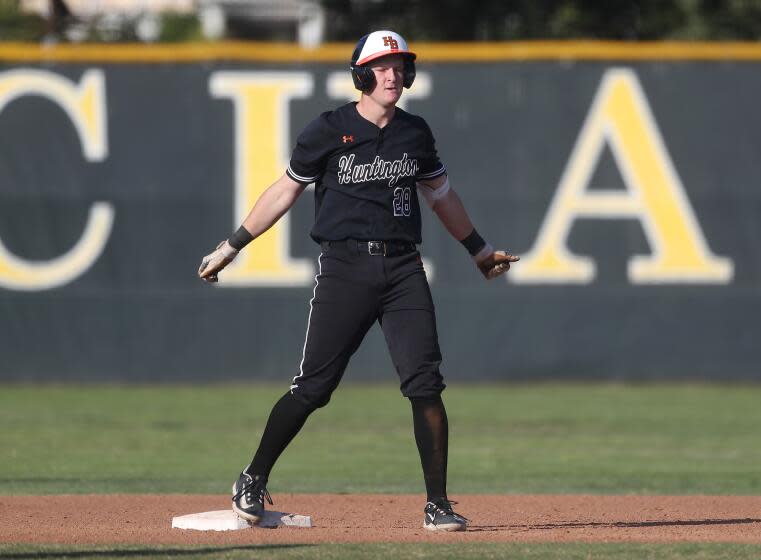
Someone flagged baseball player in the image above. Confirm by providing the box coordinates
[199,30,518,532]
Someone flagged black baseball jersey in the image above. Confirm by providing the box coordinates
[286,102,446,244]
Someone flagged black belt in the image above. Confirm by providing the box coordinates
[321,239,417,257]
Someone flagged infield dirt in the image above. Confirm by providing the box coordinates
[2,495,761,545]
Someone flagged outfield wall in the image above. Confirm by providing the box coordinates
[0,42,759,382]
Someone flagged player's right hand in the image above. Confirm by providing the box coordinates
[475,250,520,280]
[198,240,238,283]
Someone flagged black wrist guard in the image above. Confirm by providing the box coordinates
[228,226,254,251]
[459,228,486,256]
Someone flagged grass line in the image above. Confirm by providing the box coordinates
[2,542,760,560]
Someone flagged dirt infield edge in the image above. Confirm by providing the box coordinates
[2,494,761,545]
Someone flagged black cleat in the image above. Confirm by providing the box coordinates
[231,472,273,523]
[423,499,468,532]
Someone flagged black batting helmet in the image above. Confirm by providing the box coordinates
[350,30,417,92]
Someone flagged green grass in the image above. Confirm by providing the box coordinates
[1,382,760,495]
[2,382,760,559]
[1,542,760,560]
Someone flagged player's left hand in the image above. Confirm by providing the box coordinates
[476,250,519,280]
[198,240,238,283]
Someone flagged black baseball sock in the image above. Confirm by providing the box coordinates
[245,392,315,478]
[410,395,449,503]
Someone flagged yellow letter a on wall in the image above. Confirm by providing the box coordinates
[511,68,733,284]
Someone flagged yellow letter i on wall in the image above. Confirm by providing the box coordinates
[511,68,733,284]
[210,72,314,286]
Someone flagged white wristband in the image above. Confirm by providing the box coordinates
[472,243,494,263]
[220,241,238,258]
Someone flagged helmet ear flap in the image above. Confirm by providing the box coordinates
[350,33,374,92]
[403,57,416,89]
[351,65,376,92]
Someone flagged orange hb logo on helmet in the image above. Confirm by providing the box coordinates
[383,36,399,50]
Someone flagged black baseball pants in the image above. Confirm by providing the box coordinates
[289,239,445,408]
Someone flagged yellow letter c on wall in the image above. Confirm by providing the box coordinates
[0,69,113,291]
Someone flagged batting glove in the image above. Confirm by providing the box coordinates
[474,245,520,280]
[198,240,238,283]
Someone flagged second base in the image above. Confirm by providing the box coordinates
[172,509,312,531]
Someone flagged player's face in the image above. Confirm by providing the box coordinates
[368,54,405,107]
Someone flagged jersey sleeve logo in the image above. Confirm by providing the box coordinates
[342,135,354,143]
[383,36,399,50]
